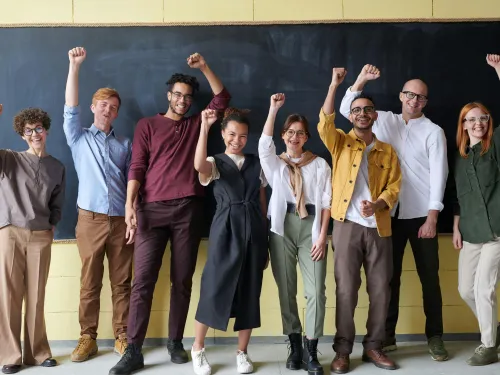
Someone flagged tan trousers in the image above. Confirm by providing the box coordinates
[0,225,53,366]
[458,239,500,347]
[76,209,133,339]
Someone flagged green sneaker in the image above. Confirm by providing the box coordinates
[466,345,498,366]
[428,336,449,361]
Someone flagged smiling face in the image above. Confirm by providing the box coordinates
[463,107,490,143]
[91,97,119,130]
[399,79,428,119]
[222,120,248,155]
[282,121,308,155]
[167,82,193,117]
[349,98,378,131]
[22,122,47,152]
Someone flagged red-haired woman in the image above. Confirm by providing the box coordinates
[452,54,500,367]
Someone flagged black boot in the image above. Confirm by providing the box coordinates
[302,337,324,375]
[109,343,144,375]
[167,338,189,364]
[286,333,303,370]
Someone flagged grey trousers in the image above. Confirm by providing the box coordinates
[269,214,327,339]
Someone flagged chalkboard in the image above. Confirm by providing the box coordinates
[1,22,499,239]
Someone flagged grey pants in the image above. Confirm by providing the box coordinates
[269,213,327,339]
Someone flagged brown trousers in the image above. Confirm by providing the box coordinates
[76,209,133,339]
[332,219,393,354]
[0,225,53,366]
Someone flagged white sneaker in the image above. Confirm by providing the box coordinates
[191,347,211,375]
[236,350,254,374]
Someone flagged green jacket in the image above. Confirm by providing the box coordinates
[453,127,500,244]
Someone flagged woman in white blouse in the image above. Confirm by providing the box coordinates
[258,94,332,375]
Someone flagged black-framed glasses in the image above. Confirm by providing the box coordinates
[464,114,490,124]
[170,91,194,102]
[402,91,428,102]
[285,129,307,138]
[23,126,45,136]
[350,106,375,115]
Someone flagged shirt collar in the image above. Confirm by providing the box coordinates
[347,130,385,151]
[90,124,115,137]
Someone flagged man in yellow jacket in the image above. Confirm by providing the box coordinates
[318,68,402,374]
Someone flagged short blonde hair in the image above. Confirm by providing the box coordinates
[92,88,121,108]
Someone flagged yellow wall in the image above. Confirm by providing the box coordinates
[2,0,499,340]
[0,0,499,24]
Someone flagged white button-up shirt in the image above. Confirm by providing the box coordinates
[258,134,332,244]
[340,87,448,219]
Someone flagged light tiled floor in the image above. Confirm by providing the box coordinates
[10,341,500,374]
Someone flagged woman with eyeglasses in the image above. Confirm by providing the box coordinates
[452,54,500,367]
[258,93,332,375]
[0,107,65,374]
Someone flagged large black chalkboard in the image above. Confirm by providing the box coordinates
[1,22,499,239]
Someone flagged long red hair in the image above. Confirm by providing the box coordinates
[456,102,493,158]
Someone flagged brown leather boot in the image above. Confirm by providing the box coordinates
[331,353,350,374]
[362,349,397,370]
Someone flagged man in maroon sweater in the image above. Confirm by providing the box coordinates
[109,53,231,375]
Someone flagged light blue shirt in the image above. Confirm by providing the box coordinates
[63,105,131,216]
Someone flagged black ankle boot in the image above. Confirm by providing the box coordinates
[167,338,189,364]
[109,343,144,375]
[286,333,303,370]
[302,337,324,375]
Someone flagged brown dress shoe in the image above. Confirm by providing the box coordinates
[331,353,350,374]
[362,349,397,370]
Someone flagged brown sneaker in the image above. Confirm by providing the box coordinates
[362,349,397,370]
[114,333,128,357]
[71,334,98,362]
[331,353,350,374]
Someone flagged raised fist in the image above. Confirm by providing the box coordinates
[486,54,500,69]
[331,67,347,86]
[359,64,380,81]
[187,53,207,69]
[201,109,218,128]
[270,93,285,110]
[68,47,86,65]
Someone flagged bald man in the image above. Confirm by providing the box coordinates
[339,65,449,362]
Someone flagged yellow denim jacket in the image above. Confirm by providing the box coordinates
[317,110,401,237]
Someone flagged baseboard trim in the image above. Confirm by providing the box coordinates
[48,333,481,348]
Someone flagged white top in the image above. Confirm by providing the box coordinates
[345,142,377,228]
[340,87,448,219]
[198,154,267,187]
[258,134,332,245]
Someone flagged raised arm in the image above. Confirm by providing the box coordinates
[63,47,86,145]
[258,94,286,182]
[187,53,224,95]
[317,67,346,154]
[339,64,380,119]
[487,54,500,80]
[194,109,218,181]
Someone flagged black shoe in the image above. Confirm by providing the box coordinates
[166,339,189,364]
[40,358,57,367]
[1,365,21,374]
[286,333,303,370]
[109,343,144,375]
[302,336,324,375]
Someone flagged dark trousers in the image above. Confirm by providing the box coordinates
[386,216,443,340]
[127,198,203,345]
[332,220,393,354]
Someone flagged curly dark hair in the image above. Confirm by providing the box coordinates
[221,107,250,130]
[13,108,51,136]
[166,73,200,94]
[350,92,376,109]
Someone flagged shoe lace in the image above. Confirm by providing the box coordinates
[371,349,385,359]
[429,337,444,351]
[237,351,251,366]
[171,340,184,351]
[75,337,91,352]
[306,341,322,361]
[475,345,487,355]
[286,338,301,356]
[119,345,135,364]
[194,349,208,367]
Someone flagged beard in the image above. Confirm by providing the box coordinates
[169,102,190,117]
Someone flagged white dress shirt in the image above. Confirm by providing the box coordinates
[258,134,332,245]
[340,87,448,219]
[345,142,377,228]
